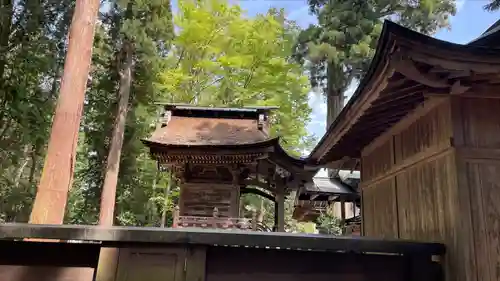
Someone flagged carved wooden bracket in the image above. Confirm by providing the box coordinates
[172,164,186,183]
[231,165,243,185]
[391,50,450,88]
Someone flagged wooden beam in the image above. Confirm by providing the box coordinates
[375,84,424,105]
[391,53,450,88]
[361,96,448,157]
[410,52,500,73]
[240,187,275,202]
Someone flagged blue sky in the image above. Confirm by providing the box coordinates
[237,0,500,143]
[171,0,500,147]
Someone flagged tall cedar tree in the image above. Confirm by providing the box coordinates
[61,0,172,226]
[294,0,456,126]
[30,0,100,225]
[98,0,174,226]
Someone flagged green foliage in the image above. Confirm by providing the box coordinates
[316,206,343,235]
[294,0,457,116]
[66,0,175,226]
[0,0,74,222]
[159,0,313,154]
[240,192,316,233]
[485,0,500,11]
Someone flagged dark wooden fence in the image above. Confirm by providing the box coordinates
[0,223,445,281]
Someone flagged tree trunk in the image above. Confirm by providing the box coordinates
[326,90,343,129]
[326,64,345,178]
[13,145,30,189]
[29,0,100,225]
[99,41,134,226]
[325,64,344,129]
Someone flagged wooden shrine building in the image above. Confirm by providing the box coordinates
[142,104,310,232]
[293,170,360,230]
[307,20,500,281]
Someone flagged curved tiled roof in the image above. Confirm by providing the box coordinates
[147,116,269,146]
[308,20,500,165]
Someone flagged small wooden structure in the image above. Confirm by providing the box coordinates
[0,223,444,281]
[143,104,310,232]
[293,170,360,224]
[308,20,500,281]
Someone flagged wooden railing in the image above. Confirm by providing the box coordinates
[172,206,268,231]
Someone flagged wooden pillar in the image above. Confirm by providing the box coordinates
[231,169,241,218]
[29,0,100,225]
[273,201,278,232]
[95,248,120,281]
[172,206,180,228]
[340,198,346,221]
[276,182,285,232]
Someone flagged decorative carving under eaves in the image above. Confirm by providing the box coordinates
[172,164,187,183]
[157,153,265,165]
[275,165,290,178]
[189,165,233,182]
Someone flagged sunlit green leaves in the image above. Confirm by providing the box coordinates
[294,0,456,125]
[159,0,313,155]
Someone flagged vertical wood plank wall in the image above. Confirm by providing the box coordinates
[455,97,500,281]
[361,96,500,281]
[361,98,464,281]
[180,183,234,217]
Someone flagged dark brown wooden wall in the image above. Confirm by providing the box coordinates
[0,241,99,281]
[205,247,431,281]
[180,183,235,217]
[0,241,441,281]
[360,96,500,281]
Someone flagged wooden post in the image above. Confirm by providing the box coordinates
[172,206,180,228]
[340,198,346,222]
[340,198,346,235]
[251,210,258,231]
[95,248,120,281]
[212,207,219,228]
[273,200,278,232]
[231,169,241,218]
[276,183,285,232]
[29,0,100,225]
